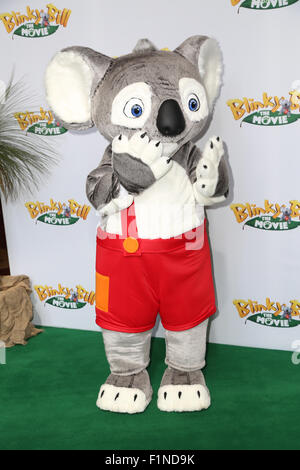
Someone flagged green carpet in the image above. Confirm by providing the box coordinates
[0,326,299,450]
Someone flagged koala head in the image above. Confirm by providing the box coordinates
[280,99,291,109]
[45,36,223,157]
[281,206,291,216]
[282,305,291,315]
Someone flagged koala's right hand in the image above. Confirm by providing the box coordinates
[112,131,173,194]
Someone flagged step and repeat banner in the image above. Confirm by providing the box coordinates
[1,0,300,351]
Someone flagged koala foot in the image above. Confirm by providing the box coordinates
[195,136,224,199]
[96,370,152,414]
[112,131,172,180]
[157,367,211,412]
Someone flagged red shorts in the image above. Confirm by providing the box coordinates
[95,205,216,333]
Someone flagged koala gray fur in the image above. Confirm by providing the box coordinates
[90,42,228,203]
[279,99,291,117]
[46,36,229,213]
[45,36,229,414]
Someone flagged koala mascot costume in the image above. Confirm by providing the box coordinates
[45,36,229,414]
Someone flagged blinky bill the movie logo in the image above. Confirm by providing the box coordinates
[227,85,300,126]
[25,198,91,226]
[0,4,71,38]
[230,200,300,231]
[231,0,299,11]
[34,284,95,310]
[14,107,67,136]
[233,298,300,328]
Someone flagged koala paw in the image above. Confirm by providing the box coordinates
[99,194,133,217]
[112,133,129,155]
[195,136,224,198]
[97,384,149,414]
[157,384,211,412]
[112,131,172,180]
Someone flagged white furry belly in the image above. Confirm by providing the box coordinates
[105,162,204,238]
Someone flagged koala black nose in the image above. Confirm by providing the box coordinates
[156,99,185,137]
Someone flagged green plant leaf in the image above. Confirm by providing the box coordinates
[0,77,59,201]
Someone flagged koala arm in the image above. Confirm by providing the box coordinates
[174,138,229,206]
[112,132,172,194]
[86,145,121,210]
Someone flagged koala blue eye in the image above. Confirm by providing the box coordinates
[188,95,200,112]
[131,104,143,117]
[124,98,144,119]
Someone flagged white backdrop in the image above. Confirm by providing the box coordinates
[1,0,300,351]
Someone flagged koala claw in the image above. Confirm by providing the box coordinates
[150,157,172,180]
[128,131,150,158]
[127,131,163,165]
[196,178,217,198]
[112,134,129,154]
[112,131,172,180]
[140,139,163,165]
[195,136,224,198]
[203,136,224,166]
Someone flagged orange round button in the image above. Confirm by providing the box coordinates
[123,237,139,253]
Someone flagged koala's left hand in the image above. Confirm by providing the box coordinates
[112,131,173,194]
[194,136,227,205]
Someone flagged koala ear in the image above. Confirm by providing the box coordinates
[45,46,112,130]
[175,36,223,109]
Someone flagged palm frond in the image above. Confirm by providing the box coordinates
[0,77,59,201]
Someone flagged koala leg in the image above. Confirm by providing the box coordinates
[97,328,153,414]
[157,320,211,412]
